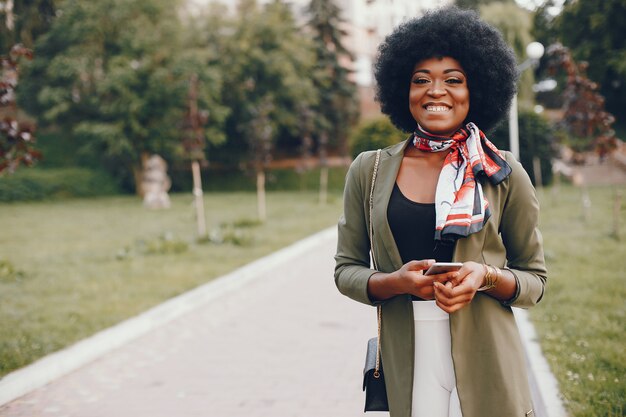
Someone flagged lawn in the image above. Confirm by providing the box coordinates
[531,184,626,417]
[0,191,344,377]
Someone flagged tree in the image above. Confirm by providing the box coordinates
[538,0,626,132]
[18,0,227,193]
[479,2,537,106]
[306,0,359,203]
[0,44,40,174]
[217,0,319,218]
[306,0,359,152]
[0,0,57,51]
[547,42,622,237]
[546,43,618,159]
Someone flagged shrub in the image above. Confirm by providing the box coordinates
[0,168,120,201]
[489,110,556,186]
[169,166,348,193]
[349,118,406,158]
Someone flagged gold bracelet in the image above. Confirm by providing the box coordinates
[477,264,497,291]
[492,266,501,288]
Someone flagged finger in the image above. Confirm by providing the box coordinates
[434,282,472,305]
[428,271,459,284]
[435,298,460,314]
[448,278,480,297]
[449,266,473,285]
[434,290,472,312]
[406,259,436,272]
[436,291,473,307]
[433,281,455,297]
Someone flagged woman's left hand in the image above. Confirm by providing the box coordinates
[433,261,485,313]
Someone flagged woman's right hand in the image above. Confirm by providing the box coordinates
[368,259,458,301]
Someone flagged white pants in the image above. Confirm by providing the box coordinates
[411,301,463,417]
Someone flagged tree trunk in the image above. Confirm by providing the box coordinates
[191,160,207,238]
[5,0,14,31]
[256,169,266,222]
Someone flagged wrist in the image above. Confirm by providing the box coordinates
[388,270,408,296]
[477,264,500,291]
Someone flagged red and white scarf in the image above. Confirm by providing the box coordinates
[412,122,511,243]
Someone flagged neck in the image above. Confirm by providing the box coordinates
[417,125,463,138]
[404,143,449,162]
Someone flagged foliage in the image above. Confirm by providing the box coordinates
[489,110,555,186]
[0,167,119,201]
[0,191,344,376]
[545,43,618,156]
[306,0,359,157]
[0,0,57,51]
[167,165,348,193]
[206,0,319,172]
[479,2,536,106]
[532,185,625,416]
[0,44,40,174]
[17,0,227,192]
[349,117,405,159]
[534,0,626,130]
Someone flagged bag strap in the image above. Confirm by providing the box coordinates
[368,149,381,270]
[368,149,382,378]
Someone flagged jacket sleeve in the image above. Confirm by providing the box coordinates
[500,154,548,308]
[334,152,378,306]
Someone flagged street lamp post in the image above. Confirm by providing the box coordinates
[509,41,545,160]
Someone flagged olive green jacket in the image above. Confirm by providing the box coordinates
[334,140,547,417]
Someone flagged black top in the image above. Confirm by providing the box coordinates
[387,183,454,266]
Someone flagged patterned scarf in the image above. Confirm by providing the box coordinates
[412,122,512,244]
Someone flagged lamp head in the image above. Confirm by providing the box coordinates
[526,42,545,60]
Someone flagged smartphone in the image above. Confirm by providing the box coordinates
[424,262,463,276]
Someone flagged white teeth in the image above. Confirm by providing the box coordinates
[426,105,450,112]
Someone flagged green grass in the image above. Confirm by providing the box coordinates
[531,185,626,417]
[0,191,343,377]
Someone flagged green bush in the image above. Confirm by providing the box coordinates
[0,168,120,202]
[489,110,556,186]
[169,166,349,193]
[349,118,406,158]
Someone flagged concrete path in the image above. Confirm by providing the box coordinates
[0,228,566,417]
[0,229,379,417]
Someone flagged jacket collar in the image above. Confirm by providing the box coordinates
[384,135,412,158]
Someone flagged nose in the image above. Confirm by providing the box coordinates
[428,80,446,97]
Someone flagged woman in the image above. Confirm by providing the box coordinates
[335,7,547,417]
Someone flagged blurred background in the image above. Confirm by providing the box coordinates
[1,0,624,416]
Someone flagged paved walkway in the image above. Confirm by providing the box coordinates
[0,228,565,417]
[0,229,379,417]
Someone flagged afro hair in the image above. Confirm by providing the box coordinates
[374,6,518,133]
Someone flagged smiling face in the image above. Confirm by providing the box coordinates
[409,56,470,136]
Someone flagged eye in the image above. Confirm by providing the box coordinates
[445,77,464,84]
[412,77,430,85]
